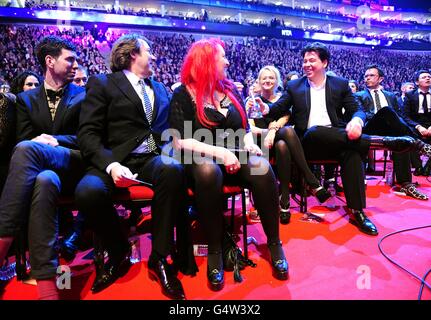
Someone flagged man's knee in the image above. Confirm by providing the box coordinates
[12,141,41,160]
[34,170,61,193]
[159,162,185,183]
[75,175,111,208]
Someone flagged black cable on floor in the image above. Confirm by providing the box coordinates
[378,224,431,300]
[418,267,431,300]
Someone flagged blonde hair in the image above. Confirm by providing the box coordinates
[258,65,282,92]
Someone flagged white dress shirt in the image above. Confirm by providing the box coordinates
[307,77,332,129]
[368,88,389,114]
[418,89,431,114]
[105,70,156,174]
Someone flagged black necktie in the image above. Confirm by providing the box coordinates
[373,90,382,113]
[420,92,429,114]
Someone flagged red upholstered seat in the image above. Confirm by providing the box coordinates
[113,185,154,201]
[187,185,242,197]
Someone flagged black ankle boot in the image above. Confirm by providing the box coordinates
[207,251,224,291]
[313,187,331,203]
[279,200,291,225]
[267,242,288,280]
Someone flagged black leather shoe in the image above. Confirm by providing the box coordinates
[91,249,131,293]
[349,210,378,236]
[313,187,331,203]
[413,167,425,176]
[148,258,185,300]
[60,232,80,261]
[382,136,416,153]
[207,267,225,291]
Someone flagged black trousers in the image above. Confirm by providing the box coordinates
[363,107,416,184]
[301,126,370,210]
[0,141,84,279]
[75,153,190,260]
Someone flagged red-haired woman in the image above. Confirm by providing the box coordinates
[169,39,288,291]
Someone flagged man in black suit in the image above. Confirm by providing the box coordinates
[404,70,431,174]
[0,36,85,299]
[253,42,430,236]
[397,82,422,175]
[75,34,196,299]
[397,82,415,107]
[355,65,427,200]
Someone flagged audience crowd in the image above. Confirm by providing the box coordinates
[0,24,430,93]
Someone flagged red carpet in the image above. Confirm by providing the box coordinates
[2,173,431,300]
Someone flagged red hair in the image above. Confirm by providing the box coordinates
[181,38,247,129]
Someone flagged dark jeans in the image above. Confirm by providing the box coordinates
[0,141,84,279]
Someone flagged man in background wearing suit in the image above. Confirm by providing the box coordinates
[254,42,431,236]
[398,82,415,107]
[0,36,85,299]
[75,34,196,299]
[355,65,428,200]
[404,70,431,175]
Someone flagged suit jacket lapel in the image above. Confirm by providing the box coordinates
[304,78,311,118]
[415,90,421,113]
[150,79,159,123]
[325,77,337,125]
[365,89,374,111]
[53,83,72,133]
[35,84,53,131]
[382,90,393,107]
[112,72,147,121]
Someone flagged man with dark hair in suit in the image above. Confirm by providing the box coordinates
[252,42,431,236]
[355,65,428,200]
[398,82,415,107]
[397,82,422,175]
[0,36,85,299]
[75,34,196,299]
[404,69,431,175]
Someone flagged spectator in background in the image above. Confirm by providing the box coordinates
[283,71,300,90]
[349,80,359,93]
[10,71,42,95]
[72,65,88,87]
[398,81,415,106]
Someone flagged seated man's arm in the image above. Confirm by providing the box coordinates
[78,76,115,172]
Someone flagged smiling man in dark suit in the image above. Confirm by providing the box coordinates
[75,34,196,299]
[254,42,431,236]
[355,65,428,200]
[0,36,85,299]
